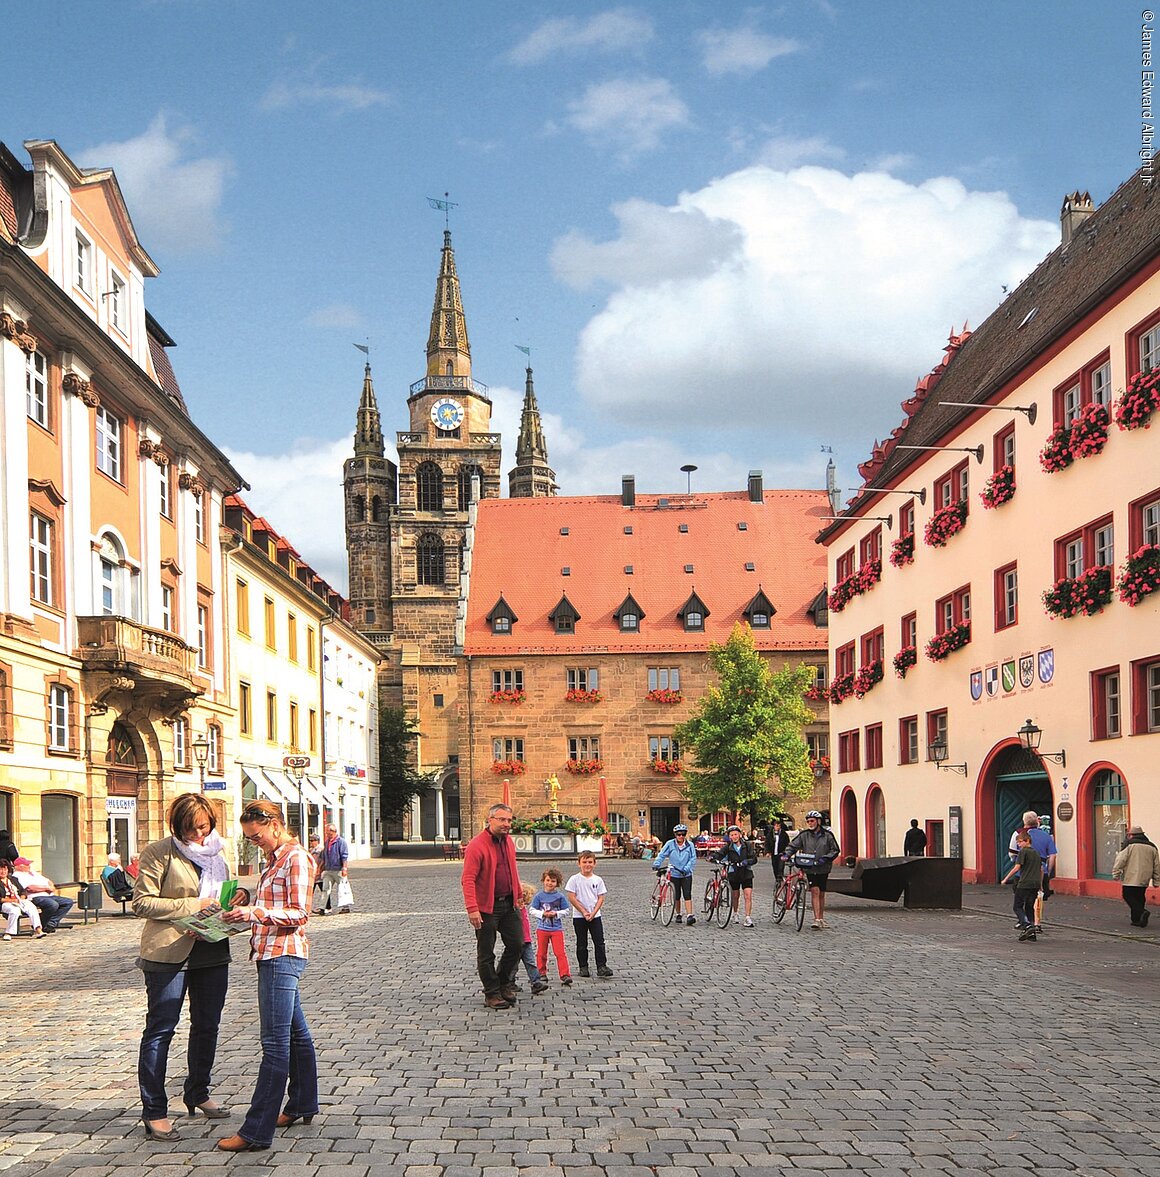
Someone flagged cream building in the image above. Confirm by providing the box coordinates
[819,174,1159,898]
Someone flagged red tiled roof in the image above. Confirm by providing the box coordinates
[464,490,830,655]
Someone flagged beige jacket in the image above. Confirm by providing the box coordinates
[1112,839,1160,888]
[133,837,225,964]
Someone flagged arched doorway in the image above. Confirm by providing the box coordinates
[839,787,859,860]
[105,722,141,859]
[866,785,886,857]
[1077,764,1129,884]
[983,743,1053,883]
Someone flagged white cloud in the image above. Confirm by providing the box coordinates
[755,134,844,169]
[259,79,389,114]
[566,78,689,155]
[509,8,653,65]
[304,303,365,329]
[870,152,915,173]
[698,27,802,76]
[78,115,230,254]
[556,166,1059,452]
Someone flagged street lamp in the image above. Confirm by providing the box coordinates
[337,783,347,835]
[1016,719,1066,766]
[929,738,967,776]
[288,757,306,840]
[192,735,210,787]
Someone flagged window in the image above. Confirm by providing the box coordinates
[207,724,221,773]
[683,609,703,631]
[935,586,971,634]
[194,493,205,545]
[861,627,884,666]
[416,462,444,511]
[552,595,580,633]
[161,586,174,632]
[173,716,189,770]
[1091,667,1121,739]
[417,533,445,585]
[835,641,856,679]
[197,604,209,670]
[806,732,829,761]
[110,272,126,333]
[238,681,252,735]
[926,710,948,759]
[493,612,511,633]
[236,579,250,635]
[158,463,172,519]
[75,231,92,294]
[1130,655,1160,734]
[567,667,599,692]
[26,350,48,428]
[900,716,919,765]
[0,663,11,751]
[899,499,915,538]
[900,612,917,650]
[935,460,969,509]
[813,664,828,691]
[95,533,136,618]
[837,729,860,773]
[264,597,276,649]
[48,683,71,751]
[835,547,855,582]
[1055,516,1114,579]
[1054,351,1113,425]
[29,512,54,605]
[95,406,123,482]
[994,563,1018,630]
[308,708,318,752]
[994,422,1016,474]
[492,669,524,693]
[568,736,601,761]
[1137,312,1160,372]
[606,811,631,835]
[306,626,317,671]
[865,724,883,770]
[288,613,298,662]
[289,701,299,750]
[859,526,882,566]
[619,610,638,631]
[1130,487,1160,550]
[648,667,680,692]
[492,737,525,762]
[649,735,681,762]
[458,464,483,510]
[266,690,278,742]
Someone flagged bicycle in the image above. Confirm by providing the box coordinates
[772,853,823,931]
[649,867,677,925]
[702,863,732,927]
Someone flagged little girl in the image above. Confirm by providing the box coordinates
[504,882,549,995]
[529,868,572,985]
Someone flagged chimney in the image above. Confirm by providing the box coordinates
[1060,190,1095,247]
[826,458,841,514]
[621,475,635,507]
[747,470,763,503]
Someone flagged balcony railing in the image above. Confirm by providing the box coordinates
[409,374,490,396]
[75,615,198,682]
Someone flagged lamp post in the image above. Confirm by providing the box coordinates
[192,735,209,788]
[338,783,347,838]
[289,758,306,840]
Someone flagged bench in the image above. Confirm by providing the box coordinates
[101,873,134,914]
[441,844,463,861]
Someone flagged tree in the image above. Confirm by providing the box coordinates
[675,623,815,820]
[378,706,433,834]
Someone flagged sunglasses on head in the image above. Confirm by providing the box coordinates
[240,809,272,825]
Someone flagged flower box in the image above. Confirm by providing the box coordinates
[489,689,526,705]
[804,684,828,703]
[893,645,917,679]
[809,756,830,776]
[828,670,855,705]
[828,559,882,613]
[924,621,971,662]
[491,759,527,776]
[889,534,915,568]
[853,658,884,698]
[1114,368,1160,431]
[650,759,683,775]
[1117,545,1160,606]
[1043,566,1113,618]
[924,500,967,548]
[564,758,603,775]
[565,688,603,703]
[980,464,1015,509]
[1041,402,1110,472]
[645,688,682,704]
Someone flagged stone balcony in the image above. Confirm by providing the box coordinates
[75,616,200,715]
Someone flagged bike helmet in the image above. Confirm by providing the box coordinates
[726,824,743,833]
[806,810,823,820]
[673,823,688,833]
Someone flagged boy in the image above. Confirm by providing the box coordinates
[565,852,613,978]
[1001,831,1042,941]
[529,868,572,985]
[505,883,550,994]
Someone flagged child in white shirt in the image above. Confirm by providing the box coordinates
[565,852,613,978]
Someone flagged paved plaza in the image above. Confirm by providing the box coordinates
[5,856,1159,1177]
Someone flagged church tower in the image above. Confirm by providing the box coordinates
[343,362,396,632]
[508,365,558,498]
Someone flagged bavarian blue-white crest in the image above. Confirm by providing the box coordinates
[1038,648,1055,683]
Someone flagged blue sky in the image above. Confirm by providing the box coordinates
[3,2,1144,589]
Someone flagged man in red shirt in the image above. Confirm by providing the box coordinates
[462,804,524,1009]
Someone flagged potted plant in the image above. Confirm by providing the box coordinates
[1114,368,1160,431]
[564,758,604,775]
[924,621,971,661]
[645,687,682,704]
[890,534,915,568]
[980,464,1015,509]
[924,499,968,548]
[893,645,917,679]
[489,688,526,704]
[1043,566,1113,618]
[491,759,527,776]
[1117,545,1160,606]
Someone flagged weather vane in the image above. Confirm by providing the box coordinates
[426,191,458,230]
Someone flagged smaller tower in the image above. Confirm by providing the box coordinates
[508,366,558,498]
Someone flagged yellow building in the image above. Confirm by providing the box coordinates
[819,174,1159,897]
[0,139,244,879]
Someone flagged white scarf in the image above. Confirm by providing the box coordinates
[173,831,230,900]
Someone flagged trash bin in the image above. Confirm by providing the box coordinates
[76,882,103,923]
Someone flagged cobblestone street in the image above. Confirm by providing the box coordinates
[5,856,1160,1177]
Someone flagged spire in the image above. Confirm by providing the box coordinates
[353,362,384,458]
[508,366,558,497]
[426,229,472,380]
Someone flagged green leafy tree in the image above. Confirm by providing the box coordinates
[675,623,815,820]
[378,706,433,834]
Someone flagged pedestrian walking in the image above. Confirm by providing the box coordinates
[1112,826,1160,927]
[566,851,613,977]
[652,823,698,924]
[903,819,927,857]
[529,868,572,985]
[1001,830,1042,941]
[461,803,524,1009]
[712,824,758,926]
[765,817,790,884]
[504,882,549,994]
[218,800,319,1152]
[316,823,350,914]
[786,811,841,930]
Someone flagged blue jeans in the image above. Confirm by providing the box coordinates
[138,963,229,1119]
[238,956,318,1147]
[31,894,73,929]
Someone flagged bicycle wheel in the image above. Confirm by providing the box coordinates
[660,880,677,926]
[716,881,733,927]
[794,878,808,930]
[771,877,789,923]
[703,877,715,914]
[649,876,663,921]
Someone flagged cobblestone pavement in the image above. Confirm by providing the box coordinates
[5,857,1160,1177]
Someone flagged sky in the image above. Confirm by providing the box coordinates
[2,2,1147,591]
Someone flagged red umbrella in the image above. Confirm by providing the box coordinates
[597,776,609,824]
[502,778,512,809]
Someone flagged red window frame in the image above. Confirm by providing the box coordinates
[899,499,915,537]
[1127,305,1160,378]
[1130,654,1160,735]
[864,723,883,770]
[899,716,919,765]
[859,526,882,566]
[934,585,971,635]
[1090,665,1121,741]
[926,709,948,759]
[993,422,1016,475]
[835,546,855,582]
[934,459,969,510]
[1128,485,1160,551]
[837,728,860,774]
[1054,514,1114,580]
[1052,349,1112,427]
[861,626,884,666]
[900,611,917,650]
[835,641,856,679]
[994,562,1018,631]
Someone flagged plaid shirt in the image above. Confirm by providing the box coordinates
[249,840,312,962]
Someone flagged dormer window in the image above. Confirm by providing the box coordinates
[550,593,580,634]
[743,587,776,629]
[678,590,709,632]
[487,594,517,635]
[614,593,645,633]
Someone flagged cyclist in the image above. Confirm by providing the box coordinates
[712,824,758,927]
[652,824,698,925]
[786,811,840,929]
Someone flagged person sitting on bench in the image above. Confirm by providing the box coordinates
[101,854,135,901]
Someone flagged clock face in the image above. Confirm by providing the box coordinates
[431,398,465,430]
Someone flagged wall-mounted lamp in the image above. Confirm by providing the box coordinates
[821,514,893,528]
[894,443,985,464]
[929,739,967,775]
[1016,719,1066,766]
[938,400,1038,426]
[846,487,928,506]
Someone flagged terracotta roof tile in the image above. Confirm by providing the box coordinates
[464,490,829,655]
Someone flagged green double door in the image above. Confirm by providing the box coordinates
[995,772,1052,882]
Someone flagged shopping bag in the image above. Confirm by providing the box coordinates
[336,877,355,909]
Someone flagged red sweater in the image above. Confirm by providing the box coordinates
[461,830,521,916]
